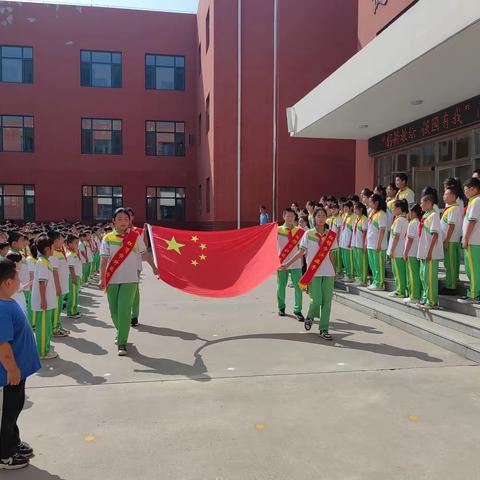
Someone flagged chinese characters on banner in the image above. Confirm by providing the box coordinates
[368,95,480,156]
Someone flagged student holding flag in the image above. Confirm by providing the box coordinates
[276,208,305,321]
[280,206,337,340]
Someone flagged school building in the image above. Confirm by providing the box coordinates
[0,0,359,227]
[289,0,480,208]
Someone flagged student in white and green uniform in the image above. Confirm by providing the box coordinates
[339,201,354,282]
[458,177,480,304]
[7,232,31,318]
[440,187,463,294]
[387,200,409,298]
[417,195,443,309]
[66,235,82,318]
[385,183,399,237]
[395,173,415,207]
[26,244,36,326]
[367,194,388,291]
[351,202,368,286]
[282,207,338,340]
[327,203,342,274]
[277,208,305,321]
[31,236,58,359]
[79,233,93,285]
[99,208,158,356]
[403,204,422,305]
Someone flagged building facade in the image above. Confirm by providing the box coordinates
[0,0,358,227]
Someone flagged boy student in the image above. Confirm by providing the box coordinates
[417,195,444,309]
[395,173,415,207]
[403,204,422,305]
[78,232,92,285]
[277,208,305,321]
[31,236,58,359]
[99,208,159,356]
[351,202,368,286]
[48,231,70,337]
[339,200,355,282]
[7,233,30,314]
[0,258,40,470]
[440,187,463,295]
[66,234,82,318]
[458,177,480,304]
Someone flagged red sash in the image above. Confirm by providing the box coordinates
[104,229,140,288]
[278,227,304,264]
[298,229,336,290]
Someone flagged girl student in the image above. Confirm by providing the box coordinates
[440,186,463,294]
[421,186,440,214]
[361,188,374,216]
[306,200,317,228]
[443,177,466,209]
[417,194,444,309]
[66,234,82,319]
[386,182,399,235]
[338,200,355,282]
[351,201,368,286]
[403,204,423,304]
[99,208,159,357]
[326,202,343,275]
[281,206,338,340]
[366,194,388,291]
[387,199,409,298]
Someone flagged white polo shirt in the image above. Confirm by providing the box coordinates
[100,230,147,284]
[396,187,415,207]
[339,214,354,249]
[440,204,463,243]
[406,219,420,258]
[31,256,58,311]
[67,250,83,278]
[463,195,480,245]
[277,224,304,270]
[387,216,408,258]
[367,210,388,250]
[52,250,69,295]
[299,228,338,277]
[351,215,367,249]
[417,211,444,260]
[7,249,29,286]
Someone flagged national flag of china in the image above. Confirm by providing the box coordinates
[149,223,279,298]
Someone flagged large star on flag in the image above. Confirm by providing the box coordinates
[164,236,185,255]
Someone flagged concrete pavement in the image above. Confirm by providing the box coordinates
[15,272,480,479]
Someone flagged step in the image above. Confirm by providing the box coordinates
[335,282,480,337]
[334,290,480,363]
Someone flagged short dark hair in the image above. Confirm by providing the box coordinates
[283,207,296,216]
[7,231,22,246]
[464,177,480,190]
[421,194,435,205]
[0,258,17,285]
[354,202,368,217]
[5,251,22,264]
[113,208,132,220]
[410,203,423,219]
[125,207,134,215]
[36,235,53,255]
[66,234,79,245]
[396,173,408,183]
[47,230,63,242]
[394,199,409,213]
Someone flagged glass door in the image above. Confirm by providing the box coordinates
[412,167,436,204]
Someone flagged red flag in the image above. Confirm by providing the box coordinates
[149,223,280,298]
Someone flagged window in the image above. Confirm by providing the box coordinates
[206,177,211,213]
[198,114,202,144]
[81,118,122,155]
[145,121,185,156]
[206,94,210,133]
[82,185,123,222]
[146,187,186,221]
[0,115,34,152]
[439,139,453,163]
[0,184,35,221]
[206,9,210,52]
[145,54,185,91]
[80,50,122,88]
[455,135,470,160]
[0,46,33,84]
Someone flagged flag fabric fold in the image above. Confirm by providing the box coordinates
[149,223,279,298]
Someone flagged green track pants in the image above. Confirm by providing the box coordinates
[367,249,386,288]
[24,290,33,327]
[307,276,334,331]
[340,248,354,280]
[54,294,66,333]
[107,283,138,347]
[68,275,80,316]
[334,249,342,274]
[444,242,460,290]
[353,247,368,284]
[420,260,439,307]
[464,245,480,299]
[277,269,303,314]
[391,257,407,297]
[32,309,54,357]
[406,257,421,301]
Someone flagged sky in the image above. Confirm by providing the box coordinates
[16,0,199,13]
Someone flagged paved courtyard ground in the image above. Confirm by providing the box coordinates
[14,272,480,479]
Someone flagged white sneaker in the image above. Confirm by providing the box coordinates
[369,285,385,292]
[41,351,58,360]
[351,280,362,287]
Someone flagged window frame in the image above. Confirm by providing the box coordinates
[0,115,34,153]
[0,183,35,221]
[80,49,122,89]
[145,53,185,91]
[81,117,123,155]
[145,120,186,157]
[81,185,123,223]
[0,45,33,84]
[146,186,186,222]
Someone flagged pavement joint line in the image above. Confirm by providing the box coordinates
[26,362,479,391]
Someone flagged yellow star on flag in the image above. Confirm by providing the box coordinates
[191,235,199,242]
[191,259,199,266]
[199,243,207,250]
[199,254,207,261]
[164,236,185,255]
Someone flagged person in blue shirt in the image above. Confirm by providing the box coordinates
[259,206,270,225]
[0,258,41,470]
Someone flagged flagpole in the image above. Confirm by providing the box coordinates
[237,0,242,229]
[146,224,158,269]
[272,0,278,222]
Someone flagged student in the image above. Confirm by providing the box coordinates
[339,200,354,282]
[440,187,463,295]
[99,208,158,356]
[66,234,82,318]
[92,227,102,274]
[5,252,28,314]
[395,173,415,207]
[458,177,480,304]
[277,208,305,321]
[366,194,388,291]
[374,185,386,198]
[298,215,309,230]
[421,186,440,214]
[417,195,443,309]
[7,233,30,316]
[443,177,465,209]
[25,240,36,326]
[281,207,337,339]
[31,235,58,359]
[360,188,374,215]
[403,204,422,305]
[306,201,316,228]
[0,242,9,257]
[351,202,368,286]
[0,258,40,470]
[259,206,270,225]
[48,231,70,337]
[85,231,95,282]
[327,203,342,274]
[386,183,399,234]
[387,200,409,298]
[78,232,90,285]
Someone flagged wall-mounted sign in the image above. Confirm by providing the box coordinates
[368,94,480,156]
[373,0,388,14]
